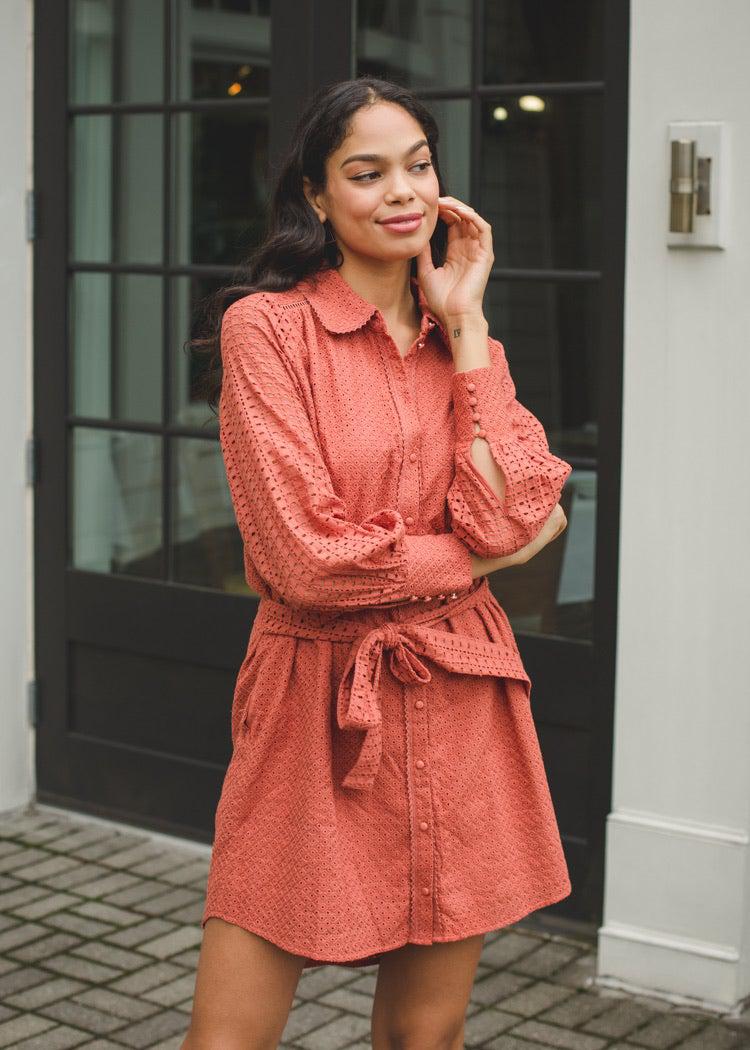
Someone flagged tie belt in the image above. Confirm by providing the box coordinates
[248,576,530,792]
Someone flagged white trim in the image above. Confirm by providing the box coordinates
[599,920,739,963]
[607,809,749,847]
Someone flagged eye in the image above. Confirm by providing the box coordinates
[351,160,433,182]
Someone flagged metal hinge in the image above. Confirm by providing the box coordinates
[25,435,39,487]
[27,680,40,727]
[26,190,37,242]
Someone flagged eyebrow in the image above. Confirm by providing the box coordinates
[339,138,430,168]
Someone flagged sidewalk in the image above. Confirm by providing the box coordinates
[0,804,748,1050]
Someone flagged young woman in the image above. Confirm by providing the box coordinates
[182,76,571,1050]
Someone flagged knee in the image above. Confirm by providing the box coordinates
[377,1018,464,1050]
[181,1025,279,1050]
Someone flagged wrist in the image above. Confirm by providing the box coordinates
[443,312,488,334]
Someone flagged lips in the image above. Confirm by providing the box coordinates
[379,213,424,225]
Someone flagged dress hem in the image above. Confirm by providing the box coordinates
[200,877,572,968]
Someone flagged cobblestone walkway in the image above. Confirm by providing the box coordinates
[0,805,748,1049]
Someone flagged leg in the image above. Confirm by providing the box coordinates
[181,917,307,1050]
[371,933,485,1050]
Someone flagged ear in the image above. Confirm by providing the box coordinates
[302,176,327,224]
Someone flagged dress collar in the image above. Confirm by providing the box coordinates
[297,264,448,343]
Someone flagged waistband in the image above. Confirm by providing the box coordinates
[250,576,530,792]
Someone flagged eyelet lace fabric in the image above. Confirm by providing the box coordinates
[202,264,573,968]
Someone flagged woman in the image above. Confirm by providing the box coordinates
[183,76,572,1050]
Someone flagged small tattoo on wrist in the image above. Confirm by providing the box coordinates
[452,326,461,338]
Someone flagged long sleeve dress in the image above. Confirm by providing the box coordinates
[201,262,574,968]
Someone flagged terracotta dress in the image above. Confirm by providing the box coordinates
[202,263,573,969]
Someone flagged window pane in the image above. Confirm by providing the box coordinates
[70,272,163,424]
[483,0,604,84]
[70,114,164,265]
[356,0,471,90]
[69,0,165,105]
[71,427,163,579]
[170,275,224,429]
[170,108,269,266]
[171,437,245,591]
[172,0,270,100]
[421,99,471,205]
[480,94,602,271]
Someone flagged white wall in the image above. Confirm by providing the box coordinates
[598,0,750,1010]
[0,0,34,815]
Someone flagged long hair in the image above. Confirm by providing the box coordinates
[189,75,452,414]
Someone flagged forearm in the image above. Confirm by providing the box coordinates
[448,313,507,504]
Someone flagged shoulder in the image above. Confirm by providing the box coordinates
[222,286,314,359]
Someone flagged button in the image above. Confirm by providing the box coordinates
[476,428,487,438]
[423,595,432,601]
[419,821,428,831]
[437,594,446,599]
[466,382,476,391]
[472,411,481,422]
[422,886,430,895]
[450,592,458,599]
[410,595,420,601]
[409,452,417,462]
[415,759,425,769]
[414,699,424,709]
[468,396,478,406]
[405,515,414,526]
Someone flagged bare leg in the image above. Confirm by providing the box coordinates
[181,917,307,1050]
[370,933,485,1049]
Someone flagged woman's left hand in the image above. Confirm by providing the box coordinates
[415,196,494,324]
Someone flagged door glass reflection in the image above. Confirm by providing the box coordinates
[421,99,471,205]
[170,275,224,429]
[70,114,164,265]
[71,427,163,579]
[69,0,165,105]
[70,272,163,423]
[172,0,270,100]
[171,437,246,591]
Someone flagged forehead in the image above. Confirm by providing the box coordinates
[331,103,427,161]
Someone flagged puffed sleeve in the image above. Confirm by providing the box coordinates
[219,298,475,611]
[446,336,572,559]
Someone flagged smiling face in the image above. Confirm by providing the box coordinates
[303,101,441,263]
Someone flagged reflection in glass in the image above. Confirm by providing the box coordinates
[70,114,164,264]
[483,0,603,85]
[421,99,471,205]
[172,0,271,100]
[171,275,225,429]
[71,428,163,579]
[171,108,269,266]
[480,94,602,271]
[356,0,471,90]
[69,0,165,106]
[171,437,246,591]
[70,273,163,423]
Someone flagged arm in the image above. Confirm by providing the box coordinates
[219,298,475,612]
[446,334,573,559]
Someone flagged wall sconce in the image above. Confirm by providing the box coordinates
[667,122,729,248]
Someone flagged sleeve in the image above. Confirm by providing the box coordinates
[219,299,475,612]
[446,336,573,559]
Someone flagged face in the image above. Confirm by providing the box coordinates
[303,101,440,263]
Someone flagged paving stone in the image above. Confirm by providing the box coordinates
[128,853,196,879]
[671,1023,746,1048]
[149,1038,186,1050]
[582,998,657,1038]
[45,911,115,938]
[297,964,359,999]
[43,863,110,891]
[141,972,197,1008]
[471,969,532,1006]
[625,1010,706,1047]
[13,892,79,920]
[136,887,201,916]
[295,1010,371,1049]
[483,1034,545,1050]
[78,1043,128,1050]
[43,953,123,983]
[40,998,126,1035]
[13,855,81,882]
[72,900,143,926]
[137,925,202,959]
[104,917,177,948]
[8,931,82,963]
[11,1024,93,1048]
[70,940,150,972]
[317,986,375,1017]
[480,932,541,969]
[281,1001,340,1043]
[170,947,200,969]
[551,951,598,989]
[0,849,49,874]
[100,842,165,870]
[0,966,50,999]
[496,980,575,1018]
[537,990,618,1027]
[110,961,187,996]
[74,871,142,899]
[72,987,158,1021]
[463,1006,519,1045]
[20,822,78,846]
[511,941,583,978]
[74,833,149,862]
[102,880,167,909]
[45,827,117,855]
[510,1018,608,1049]
[106,1009,187,1048]
[0,883,50,911]
[159,860,209,886]
[4,977,86,1010]
[164,899,204,924]
[0,1013,56,1046]
[0,922,48,953]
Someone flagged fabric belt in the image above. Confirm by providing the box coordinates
[248,576,530,793]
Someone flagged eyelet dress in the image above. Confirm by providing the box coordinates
[201,263,574,969]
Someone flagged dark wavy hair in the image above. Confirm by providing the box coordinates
[189,75,452,415]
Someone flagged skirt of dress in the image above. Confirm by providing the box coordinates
[201,579,572,969]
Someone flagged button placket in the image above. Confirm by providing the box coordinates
[466,380,487,439]
[405,680,435,939]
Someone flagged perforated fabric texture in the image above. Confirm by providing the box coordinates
[202,264,573,968]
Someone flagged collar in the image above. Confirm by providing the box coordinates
[297,264,449,344]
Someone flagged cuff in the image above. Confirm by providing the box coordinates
[451,362,510,450]
[402,533,475,601]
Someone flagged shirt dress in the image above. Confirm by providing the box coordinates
[201,262,574,969]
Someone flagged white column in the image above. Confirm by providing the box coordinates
[598,0,750,1010]
[0,0,34,815]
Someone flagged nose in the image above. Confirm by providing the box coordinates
[385,169,416,202]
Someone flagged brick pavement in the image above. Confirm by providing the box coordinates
[0,804,748,1049]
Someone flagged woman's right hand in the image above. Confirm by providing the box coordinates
[469,503,568,578]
